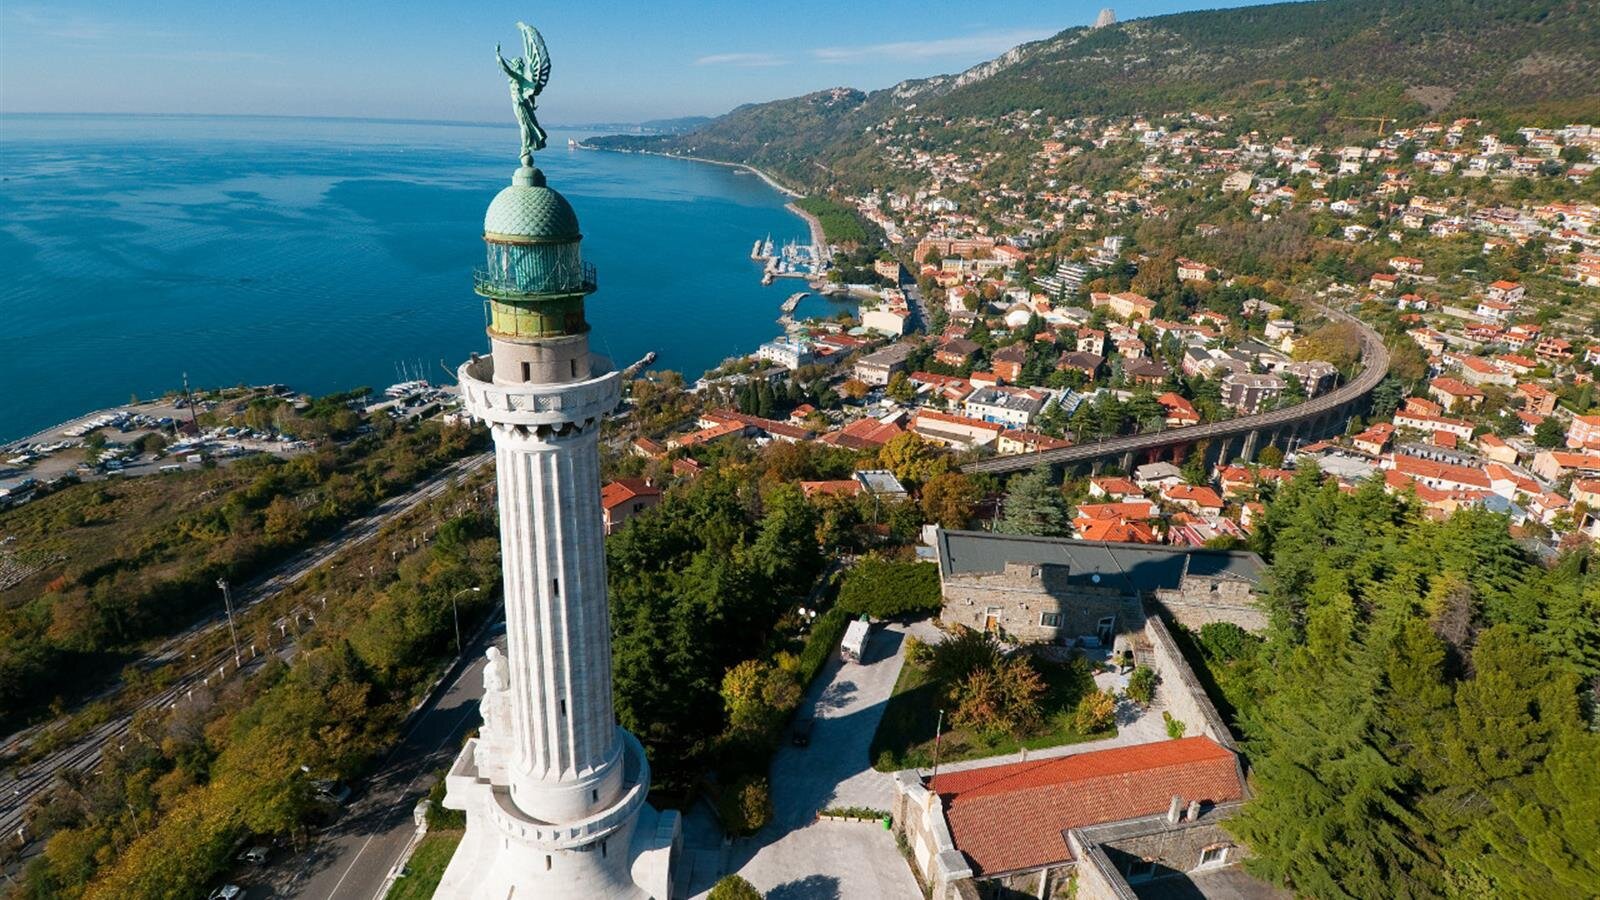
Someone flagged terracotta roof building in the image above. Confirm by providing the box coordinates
[932,737,1246,876]
[600,479,662,535]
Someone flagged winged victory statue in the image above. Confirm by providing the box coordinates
[497,22,551,166]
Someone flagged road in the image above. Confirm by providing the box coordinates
[964,302,1389,475]
[0,451,493,852]
[260,627,500,900]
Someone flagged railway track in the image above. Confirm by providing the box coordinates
[0,451,493,849]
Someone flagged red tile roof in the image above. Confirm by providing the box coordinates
[600,479,661,510]
[933,737,1243,875]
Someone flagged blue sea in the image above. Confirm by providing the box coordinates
[0,114,853,441]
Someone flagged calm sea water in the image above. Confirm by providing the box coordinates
[0,114,842,441]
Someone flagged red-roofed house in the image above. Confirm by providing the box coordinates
[1457,356,1513,388]
[894,737,1249,897]
[600,479,662,535]
[1156,392,1200,427]
[1088,476,1142,501]
[1428,377,1486,411]
[819,415,904,451]
[1161,484,1225,513]
[1487,280,1525,303]
[1568,415,1600,450]
[1352,422,1395,455]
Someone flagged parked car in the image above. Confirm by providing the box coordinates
[238,846,269,866]
[207,886,243,900]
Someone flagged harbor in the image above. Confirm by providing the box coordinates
[751,233,829,285]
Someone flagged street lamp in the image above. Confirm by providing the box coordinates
[450,587,482,656]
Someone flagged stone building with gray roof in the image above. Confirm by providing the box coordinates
[933,529,1266,643]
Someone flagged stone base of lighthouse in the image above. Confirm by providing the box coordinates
[434,730,679,899]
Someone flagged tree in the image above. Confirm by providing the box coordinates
[262,496,308,545]
[1256,443,1285,469]
[886,371,914,404]
[952,656,1046,739]
[709,875,765,900]
[840,378,870,400]
[995,465,1072,537]
[921,471,980,529]
[1071,689,1116,733]
[1294,320,1364,371]
[837,558,941,618]
[1533,416,1566,449]
[876,432,948,488]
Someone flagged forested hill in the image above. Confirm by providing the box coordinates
[590,0,1600,189]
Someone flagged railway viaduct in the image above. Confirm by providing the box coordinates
[963,304,1391,478]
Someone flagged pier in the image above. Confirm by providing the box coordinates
[776,292,809,327]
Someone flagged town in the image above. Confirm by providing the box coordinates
[3,4,1599,900]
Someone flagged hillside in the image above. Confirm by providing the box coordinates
[590,0,1600,189]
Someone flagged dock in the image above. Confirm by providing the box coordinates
[776,292,810,328]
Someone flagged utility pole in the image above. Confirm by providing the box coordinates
[216,579,242,667]
[929,708,945,787]
[180,372,201,435]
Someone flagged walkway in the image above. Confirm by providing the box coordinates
[682,621,935,900]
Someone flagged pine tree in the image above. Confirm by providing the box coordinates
[995,465,1071,537]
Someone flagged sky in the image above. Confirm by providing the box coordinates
[0,0,1284,124]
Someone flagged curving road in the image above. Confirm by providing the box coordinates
[964,303,1389,475]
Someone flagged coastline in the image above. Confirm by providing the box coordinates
[785,202,828,253]
[579,143,804,199]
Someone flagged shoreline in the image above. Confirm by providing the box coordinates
[585,146,804,199]
[785,202,828,253]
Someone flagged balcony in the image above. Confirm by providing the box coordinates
[474,260,597,299]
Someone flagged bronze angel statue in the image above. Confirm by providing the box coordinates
[497,22,551,165]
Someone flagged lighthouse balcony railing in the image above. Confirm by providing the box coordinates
[474,261,597,298]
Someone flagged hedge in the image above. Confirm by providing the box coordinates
[837,558,941,619]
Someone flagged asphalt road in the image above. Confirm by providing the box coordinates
[0,452,493,852]
[263,628,499,900]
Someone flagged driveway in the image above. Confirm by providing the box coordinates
[683,621,930,900]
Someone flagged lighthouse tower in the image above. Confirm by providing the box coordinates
[434,24,678,900]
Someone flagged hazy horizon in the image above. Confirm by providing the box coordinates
[1,0,1289,124]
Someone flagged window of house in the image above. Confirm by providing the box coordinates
[1200,846,1228,868]
[521,361,532,382]
[1040,612,1062,628]
[570,358,578,378]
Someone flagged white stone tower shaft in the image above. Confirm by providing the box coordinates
[434,79,677,894]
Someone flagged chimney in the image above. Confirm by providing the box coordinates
[1186,799,1201,822]
[1166,795,1183,825]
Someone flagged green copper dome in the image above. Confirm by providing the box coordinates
[483,168,580,242]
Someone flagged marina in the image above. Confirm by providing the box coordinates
[751,233,829,285]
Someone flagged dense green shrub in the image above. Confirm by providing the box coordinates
[837,558,941,619]
[1164,711,1187,740]
[797,606,850,686]
[709,874,765,900]
[1072,689,1117,734]
[715,777,773,837]
[1126,666,1157,706]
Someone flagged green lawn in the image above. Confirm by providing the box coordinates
[870,652,1112,771]
[385,830,464,900]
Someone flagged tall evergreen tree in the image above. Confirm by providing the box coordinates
[994,465,1072,537]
